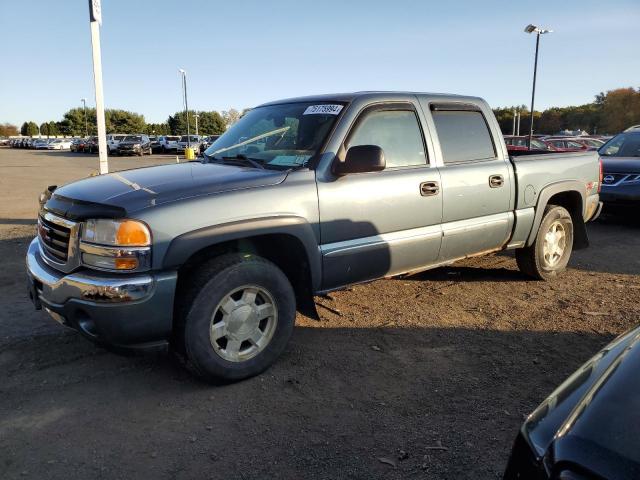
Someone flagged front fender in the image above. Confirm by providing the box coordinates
[162,215,322,292]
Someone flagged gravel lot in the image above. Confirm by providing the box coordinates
[1,148,639,479]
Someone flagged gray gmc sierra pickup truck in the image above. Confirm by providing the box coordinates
[26,92,602,381]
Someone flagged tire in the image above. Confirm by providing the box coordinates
[148,147,153,155]
[176,253,296,382]
[516,205,574,280]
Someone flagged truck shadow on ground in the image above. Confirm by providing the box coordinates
[0,218,36,225]
[0,324,615,479]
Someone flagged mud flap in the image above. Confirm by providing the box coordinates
[297,293,320,321]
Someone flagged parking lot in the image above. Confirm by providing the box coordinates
[1,148,639,479]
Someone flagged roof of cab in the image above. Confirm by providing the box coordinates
[258,91,483,108]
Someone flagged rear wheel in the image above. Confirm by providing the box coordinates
[516,205,574,280]
[176,254,296,382]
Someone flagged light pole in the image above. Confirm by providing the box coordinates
[81,98,88,137]
[178,68,190,150]
[194,113,199,136]
[524,24,552,150]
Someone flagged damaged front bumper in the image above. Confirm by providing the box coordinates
[26,238,176,352]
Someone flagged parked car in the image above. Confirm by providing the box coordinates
[158,135,180,152]
[503,135,556,153]
[149,136,162,153]
[117,134,152,156]
[544,138,590,152]
[574,137,605,149]
[200,135,220,153]
[176,135,202,153]
[504,325,640,479]
[106,134,127,154]
[598,129,640,208]
[83,136,99,153]
[70,138,85,152]
[26,92,602,382]
[33,139,51,150]
[47,139,73,150]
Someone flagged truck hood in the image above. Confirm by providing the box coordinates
[601,157,640,174]
[48,162,288,218]
[521,326,640,478]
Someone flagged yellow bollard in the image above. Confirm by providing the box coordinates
[185,147,195,160]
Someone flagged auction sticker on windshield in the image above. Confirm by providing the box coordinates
[303,104,343,115]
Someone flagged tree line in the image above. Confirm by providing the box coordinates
[5,87,640,138]
[494,87,640,135]
[13,108,246,138]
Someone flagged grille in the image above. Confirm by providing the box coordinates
[38,215,71,262]
[602,173,640,186]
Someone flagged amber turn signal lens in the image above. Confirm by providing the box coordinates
[114,257,139,270]
[116,220,151,246]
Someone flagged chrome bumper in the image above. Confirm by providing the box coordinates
[26,238,177,350]
[27,237,155,304]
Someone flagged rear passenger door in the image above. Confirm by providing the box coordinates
[425,103,513,261]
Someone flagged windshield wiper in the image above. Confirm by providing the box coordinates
[204,153,266,169]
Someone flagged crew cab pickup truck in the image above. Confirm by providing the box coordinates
[26,92,602,382]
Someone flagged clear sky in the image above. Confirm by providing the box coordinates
[1,0,639,126]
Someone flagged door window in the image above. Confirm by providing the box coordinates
[432,110,495,164]
[346,109,427,168]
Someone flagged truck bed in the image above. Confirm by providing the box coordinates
[510,151,600,211]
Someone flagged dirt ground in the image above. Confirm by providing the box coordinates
[1,148,639,479]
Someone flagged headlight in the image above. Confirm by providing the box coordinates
[133,143,141,148]
[82,219,151,246]
[80,219,151,271]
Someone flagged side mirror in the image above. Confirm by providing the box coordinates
[333,145,385,176]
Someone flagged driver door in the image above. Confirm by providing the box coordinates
[317,103,443,290]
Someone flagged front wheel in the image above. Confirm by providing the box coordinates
[176,254,296,382]
[516,205,574,280]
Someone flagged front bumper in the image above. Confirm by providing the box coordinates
[600,185,640,206]
[26,238,177,352]
[117,145,143,155]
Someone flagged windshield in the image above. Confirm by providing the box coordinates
[599,133,640,157]
[180,135,199,142]
[204,102,344,169]
[123,135,142,142]
[531,139,549,149]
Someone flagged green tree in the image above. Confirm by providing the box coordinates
[21,121,39,136]
[58,107,96,136]
[168,110,226,136]
[57,107,148,136]
[145,123,170,135]
[40,121,59,137]
[105,109,146,133]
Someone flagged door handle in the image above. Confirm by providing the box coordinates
[420,181,440,196]
[489,175,504,188]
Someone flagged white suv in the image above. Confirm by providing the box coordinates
[158,135,181,152]
[106,134,127,154]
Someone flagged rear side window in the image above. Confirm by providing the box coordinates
[432,110,495,164]
[347,109,426,168]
